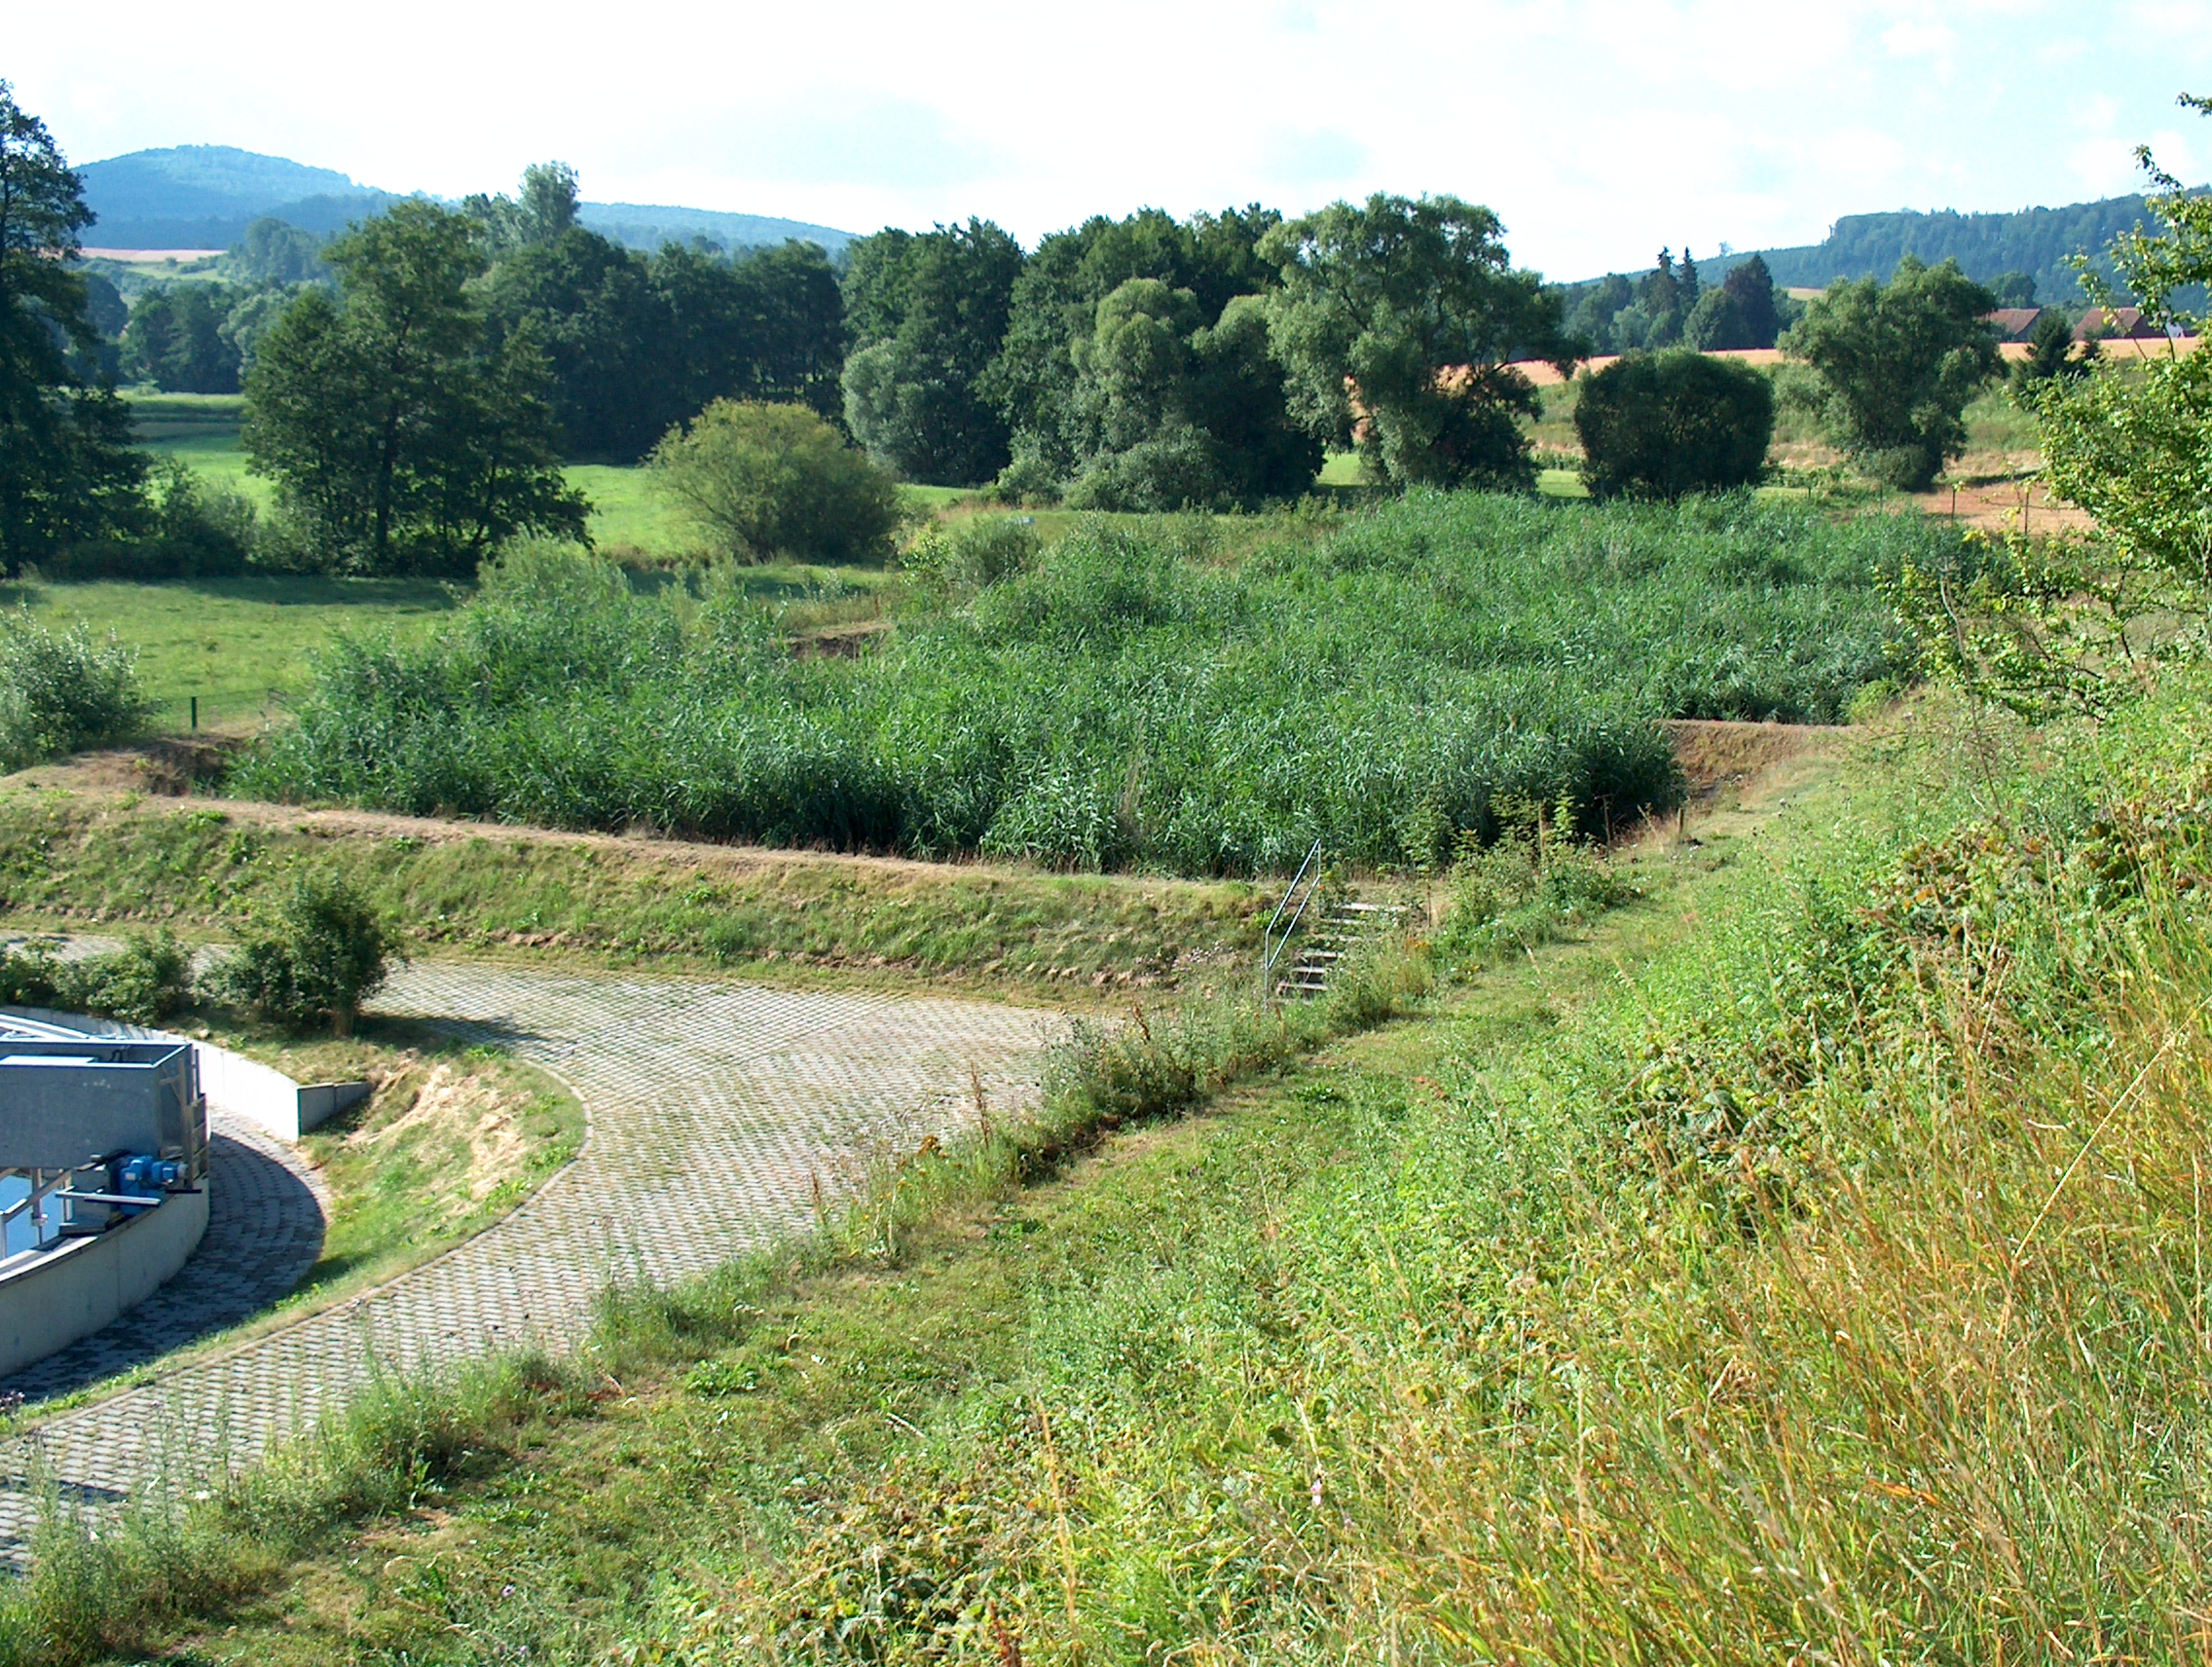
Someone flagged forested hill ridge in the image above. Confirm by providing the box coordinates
[1701,191,2176,304]
[77,145,853,254]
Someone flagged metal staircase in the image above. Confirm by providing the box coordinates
[1260,842,1414,1002]
[1272,900,1412,1000]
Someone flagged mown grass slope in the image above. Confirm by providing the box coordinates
[0,793,1261,1001]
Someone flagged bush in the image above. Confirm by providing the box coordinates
[203,873,395,1036]
[0,932,193,1024]
[899,514,1041,597]
[40,462,258,580]
[1574,350,1774,500]
[0,611,154,769]
[1063,427,1234,512]
[648,399,901,564]
[1431,825,1642,973]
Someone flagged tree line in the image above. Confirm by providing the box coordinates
[2,75,2061,578]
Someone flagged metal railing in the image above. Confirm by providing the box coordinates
[0,1167,76,1261]
[1260,838,1324,1000]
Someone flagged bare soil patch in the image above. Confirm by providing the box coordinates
[1664,718,1847,808]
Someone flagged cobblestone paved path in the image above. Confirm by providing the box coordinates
[0,961,1051,1559]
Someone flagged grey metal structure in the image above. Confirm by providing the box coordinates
[0,1039,205,1173]
[0,1039,206,1167]
[0,1024,206,1260]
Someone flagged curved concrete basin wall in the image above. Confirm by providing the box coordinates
[0,1007,359,1379]
[0,1186,209,1380]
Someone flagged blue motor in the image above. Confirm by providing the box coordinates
[109,1154,189,1213]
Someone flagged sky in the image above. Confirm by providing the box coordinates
[10,0,2211,278]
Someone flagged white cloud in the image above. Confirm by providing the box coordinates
[4,0,2204,278]
[1881,18,1956,58]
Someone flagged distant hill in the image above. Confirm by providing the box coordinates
[78,146,393,247]
[77,144,853,257]
[1700,193,2174,308]
[575,204,851,255]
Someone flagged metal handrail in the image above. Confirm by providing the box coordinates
[1260,838,1324,999]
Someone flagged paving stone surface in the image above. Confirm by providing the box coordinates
[0,962,1050,1560]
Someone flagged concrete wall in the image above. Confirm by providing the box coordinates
[0,1008,369,1142]
[0,1183,209,1380]
[0,1006,369,1380]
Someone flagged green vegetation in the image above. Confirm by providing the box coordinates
[0,572,455,732]
[202,871,394,1035]
[242,200,588,574]
[1561,247,1801,357]
[0,611,153,765]
[30,672,2212,1662]
[1783,254,2003,489]
[475,167,847,462]
[0,83,150,572]
[0,929,189,1022]
[983,204,1315,507]
[1882,105,2212,726]
[1572,349,1774,499]
[0,793,1259,1000]
[264,1028,578,1307]
[1263,194,1572,490]
[646,399,900,563]
[842,219,1023,486]
[234,496,1932,874]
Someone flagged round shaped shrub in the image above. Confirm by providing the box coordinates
[648,400,900,565]
[206,873,396,1036]
[1574,351,1775,500]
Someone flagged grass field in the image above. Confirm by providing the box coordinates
[134,399,1007,564]
[10,574,460,733]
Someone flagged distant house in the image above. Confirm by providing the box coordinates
[2077,306,2161,341]
[1986,307,2044,341]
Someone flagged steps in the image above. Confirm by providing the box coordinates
[1272,900,1413,1001]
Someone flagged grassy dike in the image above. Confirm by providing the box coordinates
[17,687,2212,1662]
[0,732,1782,1663]
[0,791,1264,1004]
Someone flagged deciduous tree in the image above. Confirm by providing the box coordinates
[0,81,148,572]
[2036,95,2212,597]
[122,282,242,392]
[1260,193,1571,490]
[1783,255,2000,490]
[982,204,1305,504]
[840,218,1022,486]
[242,200,586,574]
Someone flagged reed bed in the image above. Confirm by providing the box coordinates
[235,492,1938,875]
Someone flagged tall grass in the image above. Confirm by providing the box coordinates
[0,612,153,769]
[235,494,1946,876]
[611,684,2212,1662]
